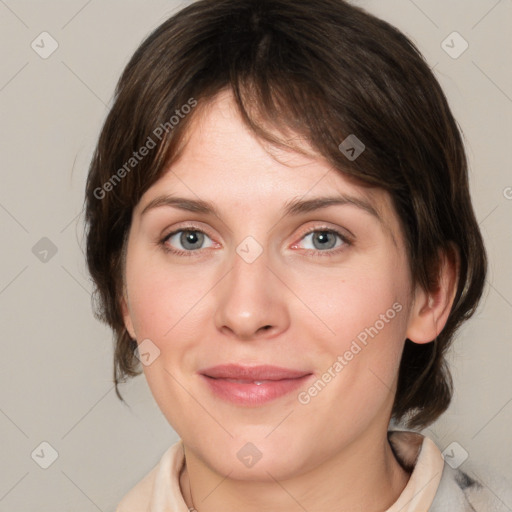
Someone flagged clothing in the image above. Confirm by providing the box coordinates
[116,430,511,511]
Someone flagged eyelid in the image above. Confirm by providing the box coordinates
[293,223,353,244]
[287,226,352,256]
[161,221,215,241]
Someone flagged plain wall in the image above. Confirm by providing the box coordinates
[0,1,511,510]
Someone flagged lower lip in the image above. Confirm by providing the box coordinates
[200,374,313,406]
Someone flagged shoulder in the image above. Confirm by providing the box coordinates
[115,440,185,512]
[115,464,158,512]
[388,430,512,511]
[438,462,512,512]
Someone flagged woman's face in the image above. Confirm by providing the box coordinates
[122,90,418,480]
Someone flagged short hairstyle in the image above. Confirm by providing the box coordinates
[84,0,487,429]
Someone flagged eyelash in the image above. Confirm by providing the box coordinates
[159,224,353,258]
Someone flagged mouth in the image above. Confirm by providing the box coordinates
[198,364,314,406]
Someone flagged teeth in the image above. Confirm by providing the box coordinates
[254,381,263,385]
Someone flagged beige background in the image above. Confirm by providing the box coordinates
[0,0,511,510]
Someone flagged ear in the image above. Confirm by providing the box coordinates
[120,291,137,340]
[406,244,459,344]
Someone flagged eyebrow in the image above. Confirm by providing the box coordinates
[140,193,383,223]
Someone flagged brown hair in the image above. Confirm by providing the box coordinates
[84,0,487,429]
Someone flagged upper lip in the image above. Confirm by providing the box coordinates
[199,364,311,380]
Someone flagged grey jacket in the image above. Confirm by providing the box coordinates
[389,430,512,511]
[430,464,512,511]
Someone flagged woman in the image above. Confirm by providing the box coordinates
[84,0,507,510]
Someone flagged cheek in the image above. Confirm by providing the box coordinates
[297,256,409,353]
[293,258,410,411]
[125,258,207,428]
[125,253,215,411]
[126,255,205,343]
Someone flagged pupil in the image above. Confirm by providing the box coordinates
[181,231,203,250]
[315,231,335,250]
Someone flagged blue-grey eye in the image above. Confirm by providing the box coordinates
[166,230,213,251]
[301,230,343,251]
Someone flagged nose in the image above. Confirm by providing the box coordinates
[213,245,290,341]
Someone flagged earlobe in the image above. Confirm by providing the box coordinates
[406,245,459,344]
[120,293,136,340]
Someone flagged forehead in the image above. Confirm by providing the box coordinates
[136,91,402,243]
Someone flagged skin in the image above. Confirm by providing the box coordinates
[121,89,457,512]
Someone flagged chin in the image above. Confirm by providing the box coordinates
[189,432,313,481]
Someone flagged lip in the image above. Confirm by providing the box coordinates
[199,364,313,406]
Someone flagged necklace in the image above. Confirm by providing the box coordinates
[187,480,197,511]
[182,463,198,512]
[180,444,197,511]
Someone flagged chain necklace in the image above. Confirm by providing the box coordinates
[186,480,197,511]
[182,461,198,512]
[187,493,198,512]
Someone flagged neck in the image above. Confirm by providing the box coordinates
[179,428,410,512]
